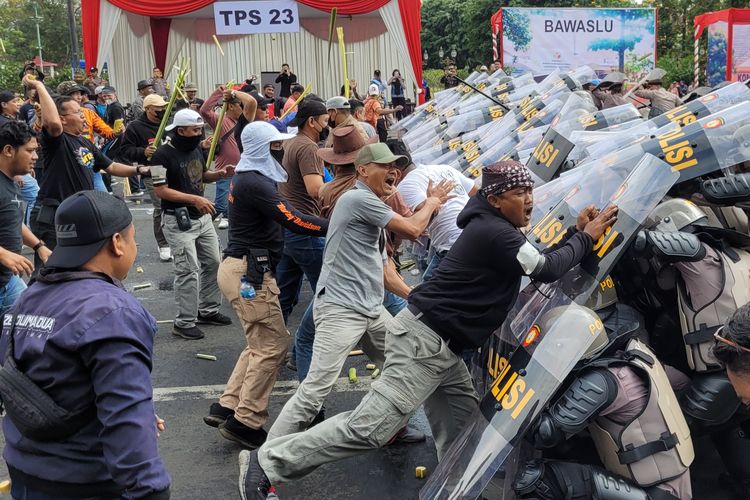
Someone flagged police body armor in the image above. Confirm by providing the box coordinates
[587,339,694,487]
[704,206,749,235]
[676,246,750,372]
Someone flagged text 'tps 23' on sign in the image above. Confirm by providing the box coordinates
[214,0,300,36]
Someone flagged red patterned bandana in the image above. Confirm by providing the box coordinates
[480,160,535,197]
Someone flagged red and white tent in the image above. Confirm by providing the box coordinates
[81,0,423,103]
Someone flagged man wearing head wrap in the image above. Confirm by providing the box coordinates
[239,161,618,499]
[204,121,329,450]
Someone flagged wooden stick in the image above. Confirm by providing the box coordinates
[349,349,364,356]
[153,57,190,146]
[212,35,225,57]
[205,80,235,170]
[278,83,313,121]
[337,27,349,99]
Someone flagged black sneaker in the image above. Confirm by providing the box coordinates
[239,449,276,500]
[197,311,233,326]
[172,325,205,340]
[219,415,268,449]
[204,403,234,428]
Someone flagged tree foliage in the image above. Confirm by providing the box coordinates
[422,0,745,85]
[0,0,82,91]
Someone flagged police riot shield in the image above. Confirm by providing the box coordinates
[525,102,640,182]
[581,84,750,162]
[649,81,750,128]
[420,156,679,500]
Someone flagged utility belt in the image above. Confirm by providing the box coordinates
[406,304,464,356]
[163,208,202,220]
[224,249,272,289]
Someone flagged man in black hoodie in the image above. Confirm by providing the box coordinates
[119,94,171,261]
[239,161,618,499]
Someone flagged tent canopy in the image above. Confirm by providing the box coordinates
[694,8,750,84]
[81,0,423,103]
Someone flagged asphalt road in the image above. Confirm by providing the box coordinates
[0,183,737,499]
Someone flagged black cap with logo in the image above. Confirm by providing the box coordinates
[46,191,133,269]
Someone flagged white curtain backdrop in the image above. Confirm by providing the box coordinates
[164,19,196,82]
[108,12,154,93]
[96,0,122,69]
[379,0,417,93]
[109,18,415,105]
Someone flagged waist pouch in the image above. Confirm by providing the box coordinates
[0,270,108,441]
[246,249,272,288]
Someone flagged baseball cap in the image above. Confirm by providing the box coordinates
[46,191,133,269]
[166,109,204,131]
[56,80,88,96]
[94,85,105,95]
[288,98,328,127]
[101,86,116,94]
[354,143,408,168]
[0,91,17,104]
[89,66,98,72]
[368,84,380,96]
[143,94,167,108]
[184,82,198,91]
[137,80,153,91]
[249,92,274,108]
[325,96,350,110]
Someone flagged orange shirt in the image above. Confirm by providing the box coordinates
[364,97,381,128]
[82,108,114,142]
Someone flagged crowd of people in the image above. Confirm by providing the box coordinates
[0,56,748,500]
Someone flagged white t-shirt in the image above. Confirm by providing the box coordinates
[397,164,476,252]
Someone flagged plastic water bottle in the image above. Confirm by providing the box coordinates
[239,276,256,300]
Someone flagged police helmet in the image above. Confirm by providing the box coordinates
[647,198,709,231]
[535,304,608,361]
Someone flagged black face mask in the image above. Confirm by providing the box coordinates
[271,148,285,164]
[154,109,166,121]
[171,133,202,152]
[318,126,330,144]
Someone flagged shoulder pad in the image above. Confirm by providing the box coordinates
[701,173,750,206]
[680,372,741,426]
[549,368,618,434]
[646,231,706,263]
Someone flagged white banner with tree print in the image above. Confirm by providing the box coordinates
[501,8,656,80]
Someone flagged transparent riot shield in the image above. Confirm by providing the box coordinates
[650,81,750,128]
[526,102,639,182]
[420,156,679,500]
[640,101,750,181]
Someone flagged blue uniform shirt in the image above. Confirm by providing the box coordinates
[0,273,170,497]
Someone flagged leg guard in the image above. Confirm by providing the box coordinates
[513,460,661,500]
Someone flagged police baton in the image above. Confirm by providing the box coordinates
[454,76,510,111]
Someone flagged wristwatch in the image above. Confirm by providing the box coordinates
[32,240,46,253]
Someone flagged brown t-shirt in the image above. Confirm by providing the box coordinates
[280,133,324,216]
[319,168,357,219]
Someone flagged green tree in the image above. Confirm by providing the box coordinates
[0,0,82,90]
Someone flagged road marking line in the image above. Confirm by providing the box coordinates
[153,376,373,402]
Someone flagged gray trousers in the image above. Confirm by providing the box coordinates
[161,213,221,328]
[144,177,168,248]
[267,300,388,441]
[258,307,479,483]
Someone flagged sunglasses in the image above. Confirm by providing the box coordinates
[714,325,750,354]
